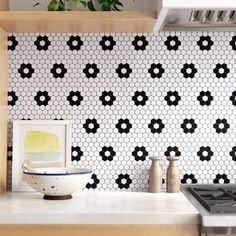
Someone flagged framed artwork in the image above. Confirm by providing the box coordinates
[12,120,71,191]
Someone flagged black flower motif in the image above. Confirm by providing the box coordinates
[83,119,100,134]
[213,174,230,184]
[71,146,83,162]
[67,36,83,51]
[164,91,181,106]
[8,36,18,51]
[229,36,236,51]
[116,174,132,189]
[132,146,148,161]
[67,91,83,106]
[148,119,165,133]
[83,63,100,78]
[8,91,18,106]
[8,146,12,161]
[229,91,236,106]
[197,91,213,106]
[99,91,116,106]
[50,63,67,78]
[213,63,230,78]
[116,119,132,134]
[213,119,230,133]
[86,174,100,189]
[132,35,148,51]
[116,63,132,78]
[34,91,51,106]
[164,36,181,51]
[181,174,197,184]
[132,91,148,106]
[99,146,116,161]
[181,63,197,78]
[18,63,34,78]
[34,36,51,51]
[197,146,213,161]
[148,63,165,78]
[99,36,116,51]
[181,119,197,133]
[164,146,181,157]
[229,146,236,161]
[197,36,214,51]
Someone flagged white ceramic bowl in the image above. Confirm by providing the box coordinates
[23,167,93,200]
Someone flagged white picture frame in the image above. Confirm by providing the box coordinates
[12,120,71,192]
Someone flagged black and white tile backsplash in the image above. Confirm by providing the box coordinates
[7,32,235,191]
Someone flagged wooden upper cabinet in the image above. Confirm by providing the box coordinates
[0,0,157,33]
[0,28,8,195]
[0,0,9,10]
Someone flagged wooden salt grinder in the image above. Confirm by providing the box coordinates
[166,156,180,193]
[149,156,162,193]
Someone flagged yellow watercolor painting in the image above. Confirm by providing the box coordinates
[24,130,62,162]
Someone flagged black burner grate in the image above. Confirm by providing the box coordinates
[188,185,236,213]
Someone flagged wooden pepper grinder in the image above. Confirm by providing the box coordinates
[166,156,180,193]
[149,156,162,193]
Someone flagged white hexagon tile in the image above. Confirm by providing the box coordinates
[7,32,236,191]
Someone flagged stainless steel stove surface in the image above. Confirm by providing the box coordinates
[181,184,236,236]
[188,185,236,213]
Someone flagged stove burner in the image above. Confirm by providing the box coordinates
[188,185,236,213]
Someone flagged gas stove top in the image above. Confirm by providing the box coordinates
[182,184,236,235]
[188,185,236,213]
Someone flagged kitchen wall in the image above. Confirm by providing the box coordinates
[7,32,235,191]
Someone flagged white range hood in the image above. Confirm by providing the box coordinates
[154,0,236,31]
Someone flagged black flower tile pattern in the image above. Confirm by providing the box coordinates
[213,63,230,78]
[164,146,181,157]
[67,35,83,51]
[229,36,236,51]
[72,146,83,162]
[34,36,51,51]
[213,174,230,184]
[229,146,236,161]
[197,36,213,51]
[197,91,213,106]
[164,91,181,106]
[148,63,165,78]
[229,91,236,106]
[18,63,34,78]
[132,146,148,161]
[181,119,197,133]
[213,119,230,133]
[7,146,12,161]
[181,63,197,78]
[7,32,235,191]
[83,63,100,78]
[116,63,132,78]
[8,36,18,51]
[181,174,197,184]
[34,91,51,106]
[51,63,67,78]
[86,174,100,189]
[132,35,148,51]
[116,119,132,134]
[132,91,148,106]
[8,91,18,106]
[116,174,132,189]
[99,146,116,161]
[99,36,116,51]
[197,146,213,161]
[148,119,165,133]
[99,91,116,106]
[164,36,181,51]
[67,91,83,106]
[83,119,100,133]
